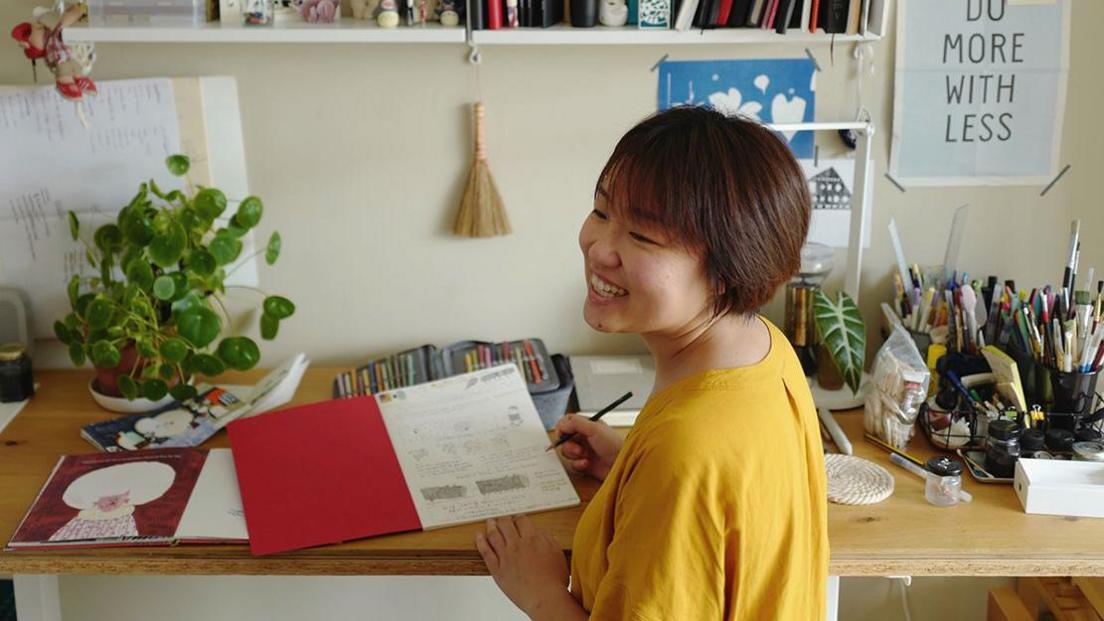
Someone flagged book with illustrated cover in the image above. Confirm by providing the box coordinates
[7,448,247,550]
[81,353,309,452]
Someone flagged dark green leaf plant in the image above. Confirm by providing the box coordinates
[54,155,294,402]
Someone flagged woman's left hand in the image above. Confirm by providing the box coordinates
[475,515,570,616]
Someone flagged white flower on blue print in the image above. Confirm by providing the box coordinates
[708,88,763,120]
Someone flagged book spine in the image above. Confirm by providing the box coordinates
[825,0,846,33]
[470,0,485,29]
[775,0,795,33]
[487,0,503,28]
[809,0,819,31]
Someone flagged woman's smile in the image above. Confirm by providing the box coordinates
[588,272,628,301]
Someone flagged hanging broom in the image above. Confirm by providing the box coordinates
[454,102,511,238]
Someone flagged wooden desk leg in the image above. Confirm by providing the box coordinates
[988,586,1035,621]
[13,575,61,621]
[825,575,840,621]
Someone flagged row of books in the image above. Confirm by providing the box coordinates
[470,0,886,33]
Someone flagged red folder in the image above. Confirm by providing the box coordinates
[228,397,421,556]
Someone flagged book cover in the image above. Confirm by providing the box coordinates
[727,0,751,26]
[819,0,847,33]
[8,448,207,549]
[775,0,796,33]
[82,386,249,452]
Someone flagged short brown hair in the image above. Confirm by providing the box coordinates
[596,106,811,317]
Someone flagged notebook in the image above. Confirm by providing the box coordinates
[570,355,654,427]
[7,448,247,550]
[228,364,580,556]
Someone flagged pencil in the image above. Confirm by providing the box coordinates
[523,339,542,383]
[545,391,633,452]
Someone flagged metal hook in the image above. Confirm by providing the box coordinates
[468,44,482,64]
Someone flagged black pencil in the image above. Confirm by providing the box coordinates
[545,391,633,452]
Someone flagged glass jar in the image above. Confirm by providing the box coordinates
[985,418,1020,478]
[0,343,34,403]
[924,456,962,507]
[784,243,833,377]
[1021,428,1046,459]
[1072,441,1104,462]
[242,0,276,25]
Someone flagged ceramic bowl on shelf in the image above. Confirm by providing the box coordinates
[88,379,174,414]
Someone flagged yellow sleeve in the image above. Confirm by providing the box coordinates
[588,442,727,620]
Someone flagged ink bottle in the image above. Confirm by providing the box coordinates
[0,343,34,403]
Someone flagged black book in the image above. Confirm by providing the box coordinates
[774,0,796,33]
[818,0,847,33]
[470,0,485,29]
[788,0,803,28]
[535,0,562,27]
[692,0,712,28]
[727,0,752,26]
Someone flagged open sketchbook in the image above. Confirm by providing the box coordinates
[228,364,580,556]
[7,448,247,550]
[81,354,309,452]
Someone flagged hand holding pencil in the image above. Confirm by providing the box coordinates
[548,392,631,483]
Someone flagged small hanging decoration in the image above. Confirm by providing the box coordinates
[10,2,97,103]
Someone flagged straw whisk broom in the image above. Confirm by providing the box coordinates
[454,102,511,237]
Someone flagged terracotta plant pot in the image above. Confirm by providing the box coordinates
[816,344,844,391]
[92,343,140,398]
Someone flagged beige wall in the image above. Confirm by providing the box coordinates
[2,0,1099,619]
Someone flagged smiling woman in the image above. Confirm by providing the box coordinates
[475,106,826,621]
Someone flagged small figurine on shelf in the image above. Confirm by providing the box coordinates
[297,0,339,22]
[599,0,629,26]
[505,0,518,27]
[351,0,377,18]
[435,0,462,26]
[375,0,400,27]
[242,0,276,25]
[10,2,96,102]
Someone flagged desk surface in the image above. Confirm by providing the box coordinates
[0,368,1101,577]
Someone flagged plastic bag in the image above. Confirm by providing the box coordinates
[863,325,932,449]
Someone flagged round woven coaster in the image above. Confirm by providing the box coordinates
[824,453,895,505]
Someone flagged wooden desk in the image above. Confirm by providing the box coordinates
[0,368,1102,578]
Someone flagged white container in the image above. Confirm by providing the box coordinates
[1014,458,1104,519]
[88,0,206,25]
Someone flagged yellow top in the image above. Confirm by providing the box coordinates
[570,319,828,620]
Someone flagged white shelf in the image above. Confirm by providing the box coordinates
[65,20,881,45]
[65,20,466,43]
[471,24,881,45]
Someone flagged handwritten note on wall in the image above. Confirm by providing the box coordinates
[889,0,1069,185]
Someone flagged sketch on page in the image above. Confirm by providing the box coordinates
[0,79,183,337]
[378,365,579,530]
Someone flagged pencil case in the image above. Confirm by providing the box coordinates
[332,338,573,430]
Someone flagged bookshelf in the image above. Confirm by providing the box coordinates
[65,19,884,45]
[64,21,466,43]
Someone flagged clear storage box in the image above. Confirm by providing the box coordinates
[88,0,208,25]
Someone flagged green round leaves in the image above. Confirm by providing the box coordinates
[153,275,176,300]
[216,337,260,371]
[263,296,295,320]
[67,211,80,241]
[265,231,281,265]
[176,306,221,349]
[260,313,278,340]
[85,298,114,330]
[93,224,123,254]
[235,196,263,229]
[149,211,187,268]
[195,188,228,220]
[170,383,198,401]
[187,248,217,277]
[120,208,154,246]
[125,259,155,292]
[117,375,139,400]
[166,154,190,176]
[159,337,189,363]
[191,353,226,376]
[68,342,86,366]
[53,320,71,344]
[90,340,121,369]
[142,379,169,401]
[208,233,242,266]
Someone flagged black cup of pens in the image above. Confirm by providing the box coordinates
[1049,368,1101,426]
[1007,343,1054,409]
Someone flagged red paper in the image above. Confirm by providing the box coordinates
[228,397,421,556]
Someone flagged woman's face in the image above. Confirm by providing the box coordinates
[578,192,714,336]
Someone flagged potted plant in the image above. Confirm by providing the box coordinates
[52,154,295,411]
[812,289,866,396]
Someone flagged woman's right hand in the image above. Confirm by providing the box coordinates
[553,414,624,482]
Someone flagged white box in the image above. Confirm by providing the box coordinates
[1014,458,1104,519]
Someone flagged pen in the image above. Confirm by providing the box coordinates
[546,391,633,452]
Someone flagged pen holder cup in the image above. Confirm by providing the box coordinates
[1049,368,1101,428]
[1006,344,1053,409]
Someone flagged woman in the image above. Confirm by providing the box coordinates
[475,106,828,620]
